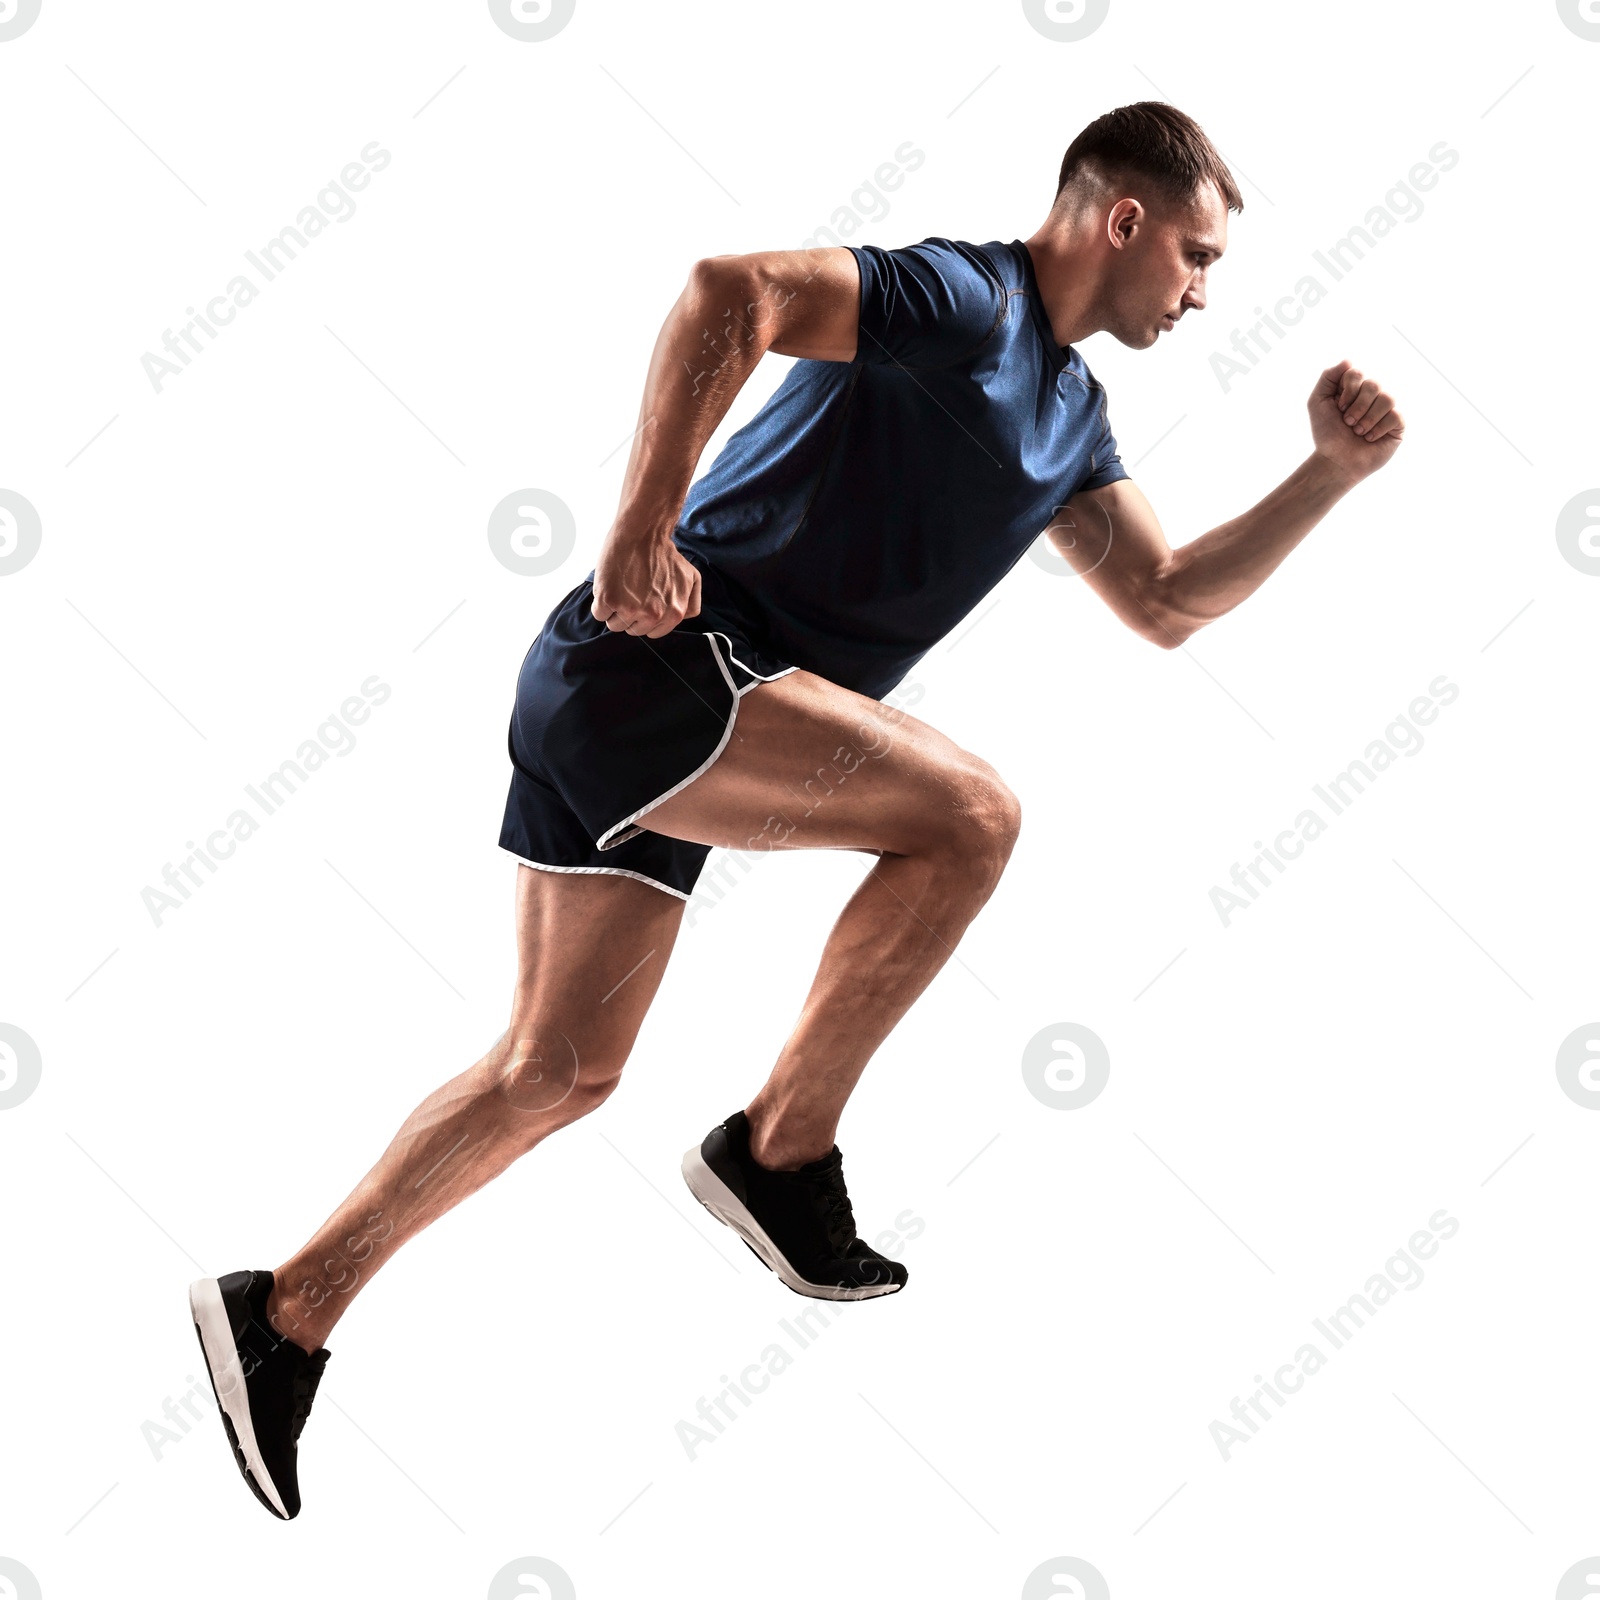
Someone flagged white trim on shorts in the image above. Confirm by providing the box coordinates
[713,633,800,694]
[594,632,751,852]
[511,855,690,902]
[737,669,797,697]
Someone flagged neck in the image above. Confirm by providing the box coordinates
[1020,221,1104,349]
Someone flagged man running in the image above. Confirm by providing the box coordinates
[190,101,1404,1518]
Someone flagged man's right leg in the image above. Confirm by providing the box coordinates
[264,862,687,1353]
[188,862,684,1517]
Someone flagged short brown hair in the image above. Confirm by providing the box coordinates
[1056,102,1243,214]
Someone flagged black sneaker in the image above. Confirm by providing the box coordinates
[682,1111,908,1300]
[188,1269,331,1520]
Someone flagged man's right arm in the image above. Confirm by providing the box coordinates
[591,247,861,638]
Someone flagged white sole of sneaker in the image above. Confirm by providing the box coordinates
[188,1277,290,1520]
[681,1145,902,1301]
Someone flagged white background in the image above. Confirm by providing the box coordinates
[2,1,1597,1596]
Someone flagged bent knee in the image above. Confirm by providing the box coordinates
[495,1028,622,1126]
[931,762,1022,875]
[976,766,1023,852]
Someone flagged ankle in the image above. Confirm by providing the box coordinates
[744,1104,834,1172]
[265,1276,327,1355]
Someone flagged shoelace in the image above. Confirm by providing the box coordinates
[288,1350,329,1443]
[798,1153,857,1252]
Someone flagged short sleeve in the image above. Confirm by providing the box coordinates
[1079,395,1130,493]
[848,238,1006,370]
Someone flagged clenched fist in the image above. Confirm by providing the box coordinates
[591,532,703,638]
[1309,359,1405,483]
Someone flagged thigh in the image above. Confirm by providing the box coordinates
[640,668,1004,857]
[507,863,686,1092]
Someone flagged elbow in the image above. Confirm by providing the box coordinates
[1148,613,1201,649]
[687,253,754,306]
[1132,574,1204,649]
[685,255,777,354]
[686,254,729,300]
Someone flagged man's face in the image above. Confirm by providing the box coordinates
[1105,180,1228,349]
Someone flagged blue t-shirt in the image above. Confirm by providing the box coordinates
[673,237,1130,700]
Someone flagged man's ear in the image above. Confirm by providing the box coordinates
[1106,197,1142,249]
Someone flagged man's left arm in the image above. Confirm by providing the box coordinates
[1051,359,1404,648]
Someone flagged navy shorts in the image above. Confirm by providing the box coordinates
[498,552,797,900]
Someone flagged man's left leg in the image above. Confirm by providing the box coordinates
[641,667,1022,1297]
[646,668,1021,1160]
